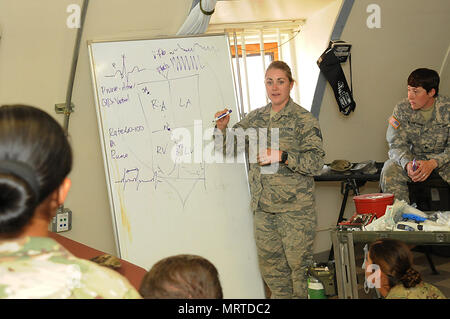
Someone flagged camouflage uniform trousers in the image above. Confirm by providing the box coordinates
[380,159,448,203]
[380,159,411,203]
[254,206,316,299]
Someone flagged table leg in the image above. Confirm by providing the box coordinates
[329,186,350,260]
[331,231,359,299]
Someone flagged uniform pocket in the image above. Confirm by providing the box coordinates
[259,185,297,207]
[434,124,448,150]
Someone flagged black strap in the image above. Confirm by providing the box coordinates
[349,52,353,95]
[317,47,356,116]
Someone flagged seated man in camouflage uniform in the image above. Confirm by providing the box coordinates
[380,68,449,203]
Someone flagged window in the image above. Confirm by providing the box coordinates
[207,21,302,116]
[230,42,278,115]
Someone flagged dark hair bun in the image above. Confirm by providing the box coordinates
[0,174,37,233]
[400,267,422,288]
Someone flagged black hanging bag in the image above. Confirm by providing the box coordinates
[317,44,356,116]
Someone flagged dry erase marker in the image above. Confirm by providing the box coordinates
[412,158,417,171]
[213,109,232,123]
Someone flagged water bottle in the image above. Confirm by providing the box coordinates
[307,276,327,299]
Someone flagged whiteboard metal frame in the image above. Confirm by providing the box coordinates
[87,43,122,257]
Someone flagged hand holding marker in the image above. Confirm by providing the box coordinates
[213,109,232,123]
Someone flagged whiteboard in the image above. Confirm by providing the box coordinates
[88,34,264,298]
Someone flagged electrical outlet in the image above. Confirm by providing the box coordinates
[50,207,72,233]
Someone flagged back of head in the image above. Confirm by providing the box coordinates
[407,68,440,97]
[369,238,422,289]
[139,254,223,299]
[0,105,72,235]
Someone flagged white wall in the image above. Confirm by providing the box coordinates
[0,0,191,254]
[295,0,343,110]
[440,45,450,97]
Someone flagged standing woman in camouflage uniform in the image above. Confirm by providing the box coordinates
[380,68,449,202]
[0,105,141,299]
[214,61,325,298]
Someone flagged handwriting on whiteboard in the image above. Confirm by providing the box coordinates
[95,42,220,207]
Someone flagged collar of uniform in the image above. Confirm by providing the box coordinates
[268,98,293,122]
[410,98,437,125]
[260,103,272,124]
[433,95,448,123]
[410,110,427,125]
[0,236,62,257]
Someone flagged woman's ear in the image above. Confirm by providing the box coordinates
[57,178,72,205]
[379,272,391,297]
[427,88,436,98]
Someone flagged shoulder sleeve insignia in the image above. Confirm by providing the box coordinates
[389,115,400,129]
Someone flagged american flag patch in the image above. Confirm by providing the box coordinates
[389,116,400,129]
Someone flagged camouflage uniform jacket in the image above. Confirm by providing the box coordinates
[219,98,325,213]
[386,95,449,182]
[0,236,142,299]
[386,282,446,299]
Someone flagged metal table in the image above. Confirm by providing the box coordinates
[314,162,383,260]
[330,229,450,299]
[314,163,383,226]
